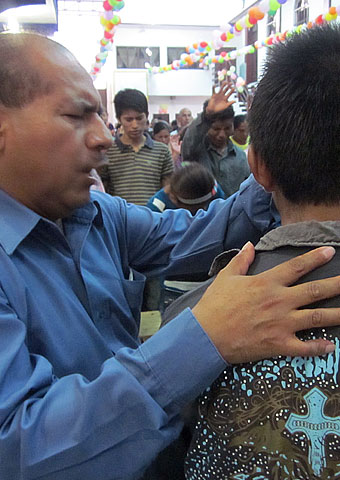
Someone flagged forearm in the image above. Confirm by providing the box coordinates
[0,309,224,479]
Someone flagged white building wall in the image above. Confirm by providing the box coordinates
[54,0,338,124]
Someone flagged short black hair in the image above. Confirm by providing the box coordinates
[114,89,148,119]
[234,114,247,130]
[204,102,234,126]
[153,121,170,136]
[249,24,340,205]
[0,33,64,108]
[171,163,215,200]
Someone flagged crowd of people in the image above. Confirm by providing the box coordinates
[0,22,339,480]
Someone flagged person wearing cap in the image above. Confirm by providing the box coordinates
[146,163,225,215]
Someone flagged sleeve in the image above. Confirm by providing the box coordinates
[121,175,276,277]
[161,147,174,178]
[181,113,209,162]
[0,286,225,480]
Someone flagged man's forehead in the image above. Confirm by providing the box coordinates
[120,110,145,117]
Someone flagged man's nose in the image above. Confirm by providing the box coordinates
[86,117,113,151]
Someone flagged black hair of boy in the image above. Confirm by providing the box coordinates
[114,88,148,119]
[249,24,340,205]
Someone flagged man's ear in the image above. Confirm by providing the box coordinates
[248,145,276,192]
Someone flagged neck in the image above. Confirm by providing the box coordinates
[121,133,145,150]
[273,192,340,226]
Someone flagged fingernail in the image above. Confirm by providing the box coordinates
[321,246,335,260]
[325,343,335,354]
[241,241,252,251]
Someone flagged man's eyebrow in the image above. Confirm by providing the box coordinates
[62,99,101,113]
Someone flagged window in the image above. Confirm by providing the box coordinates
[295,0,309,26]
[116,46,160,69]
[167,47,202,69]
[267,10,280,36]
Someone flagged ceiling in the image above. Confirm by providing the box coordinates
[0,0,57,24]
[0,0,245,28]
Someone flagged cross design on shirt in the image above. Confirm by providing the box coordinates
[285,387,340,476]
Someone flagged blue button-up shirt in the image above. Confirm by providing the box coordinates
[0,176,278,479]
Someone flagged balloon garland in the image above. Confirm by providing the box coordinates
[90,0,125,80]
[149,3,340,79]
[148,0,287,74]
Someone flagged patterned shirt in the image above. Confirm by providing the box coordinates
[100,133,173,205]
[185,221,340,480]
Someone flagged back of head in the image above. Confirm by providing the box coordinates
[114,88,148,118]
[170,163,216,206]
[0,33,74,109]
[249,24,340,205]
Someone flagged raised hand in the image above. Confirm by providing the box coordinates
[193,243,340,363]
[206,81,236,116]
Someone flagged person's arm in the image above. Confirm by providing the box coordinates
[160,147,174,187]
[0,286,225,480]
[181,82,235,163]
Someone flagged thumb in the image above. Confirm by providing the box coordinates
[223,241,255,276]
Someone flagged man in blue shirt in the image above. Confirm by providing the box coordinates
[0,32,339,480]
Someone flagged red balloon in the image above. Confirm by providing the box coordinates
[220,32,227,41]
[103,0,112,10]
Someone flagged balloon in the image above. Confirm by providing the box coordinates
[230,65,236,73]
[269,0,280,11]
[103,0,112,11]
[259,0,270,13]
[104,10,114,20]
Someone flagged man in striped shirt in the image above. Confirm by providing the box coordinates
[100,89,173,205]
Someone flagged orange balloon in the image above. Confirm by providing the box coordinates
[329,6,336,15]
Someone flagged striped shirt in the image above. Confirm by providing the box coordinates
[100,134,174,205]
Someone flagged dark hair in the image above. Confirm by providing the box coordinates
[234,114,247,130]
[204,103,234,126]
[153,121,171,136]
[114,89,148,119]
[170,163,215,202]
[249,24,340,205]
[0,33,65,108]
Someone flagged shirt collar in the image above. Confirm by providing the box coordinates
[115,132,154,151]
[205,138,236,156]
[0,189,103,255]
[256,220,340,251]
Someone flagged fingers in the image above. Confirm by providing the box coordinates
[259,246,336,286]
[219,241,255,276]
[221,82,235,99]
[284,337,335,358]
[291,306,340,332]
